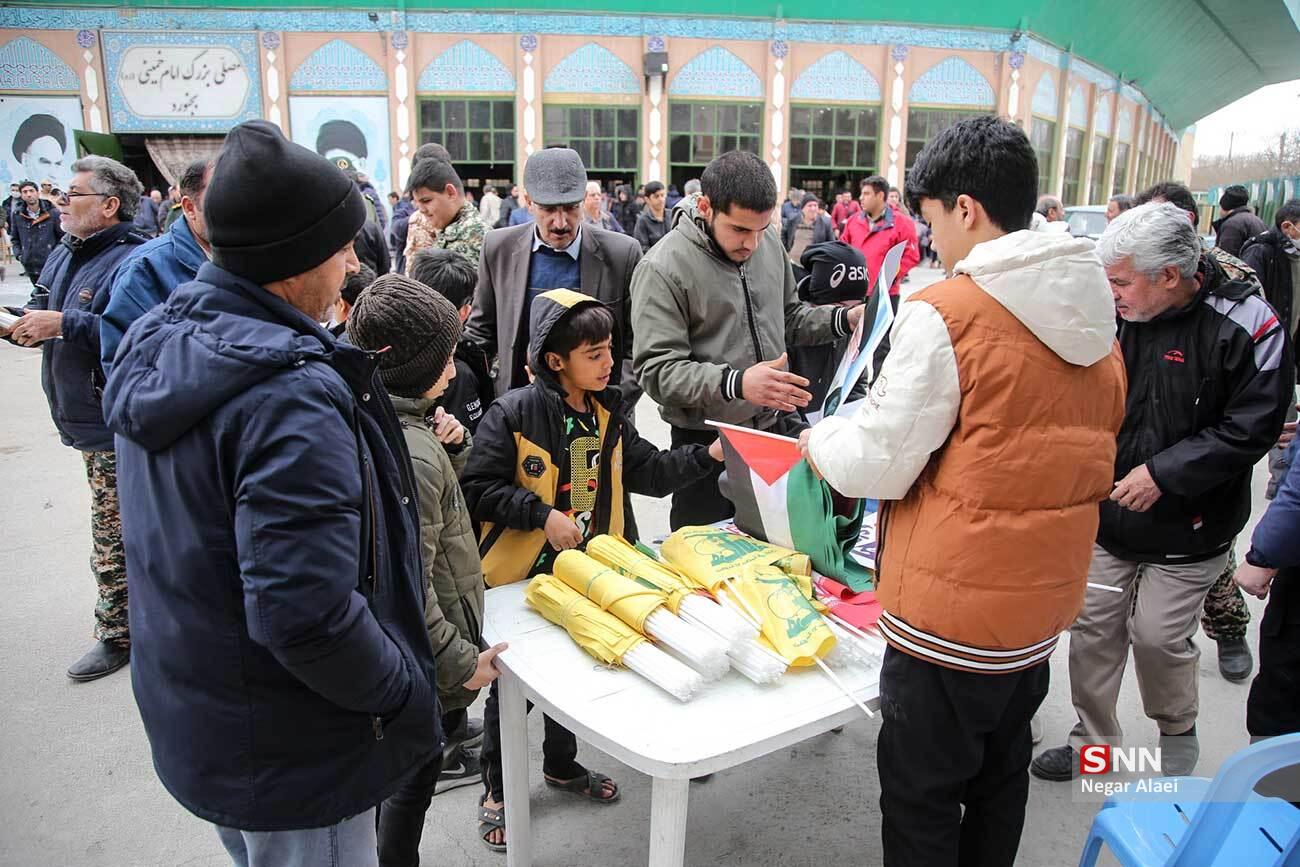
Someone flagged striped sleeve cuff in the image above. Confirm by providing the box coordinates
[833,306,851,338]
[720,367,745,402]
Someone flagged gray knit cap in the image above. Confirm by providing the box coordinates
[346,273,462,398]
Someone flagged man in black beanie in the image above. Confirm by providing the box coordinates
[103,120,441,865]
[789,241,871,414]
[1214,183,1267,257]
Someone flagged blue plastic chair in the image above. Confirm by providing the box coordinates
[1078,733,1300,866]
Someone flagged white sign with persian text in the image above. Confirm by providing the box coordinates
[116,45,250,120]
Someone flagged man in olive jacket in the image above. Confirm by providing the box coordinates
[631,150,863,528]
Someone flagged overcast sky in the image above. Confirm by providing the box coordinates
[1193,79,1300,158]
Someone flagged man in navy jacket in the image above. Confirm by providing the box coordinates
[2,156,146,681]
[103,121,439,862]
[100,158,212,376]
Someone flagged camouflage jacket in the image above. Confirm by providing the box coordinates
[404,201,485,272]
[1210,246,1260,289]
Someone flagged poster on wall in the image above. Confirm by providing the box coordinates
[288,96,392,195]
[103,31,262,133]
[0,95,82,189]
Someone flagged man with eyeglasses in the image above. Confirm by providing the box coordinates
[466,147,643,405]
[2,156,147,682]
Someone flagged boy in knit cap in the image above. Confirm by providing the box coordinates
[347,273,509,866]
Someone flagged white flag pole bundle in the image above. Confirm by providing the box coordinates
[622,642,705,702]
[821,615,883,667]
[526,574,703,701]
[823,609,888,657]
[677,593,759,645]
[587,536,758,649]
[711,589,787,683]
[553,550,732,681]
[643,609,731,681]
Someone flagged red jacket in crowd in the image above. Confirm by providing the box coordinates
[839,205,921,296]
[830,199,861,236]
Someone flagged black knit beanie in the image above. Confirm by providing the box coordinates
[799,242,868,304]
[346,273,462,399]
[1219,184,1249,211]
[205,120,366,284]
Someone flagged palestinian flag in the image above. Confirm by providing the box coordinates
[712,421,874,591]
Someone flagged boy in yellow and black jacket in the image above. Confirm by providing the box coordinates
[461,288,719,852]
[463,288,719,588]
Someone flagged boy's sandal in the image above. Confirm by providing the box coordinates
[543,770,621,804]
[478,800,507,852]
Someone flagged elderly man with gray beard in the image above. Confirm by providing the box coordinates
[1033,202,1293,781]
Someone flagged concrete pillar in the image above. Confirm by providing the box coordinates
[1050,59,1070,199]
[75,30,109,134]
[1101,90,1119,200]
[643,36,667,185]
[386,31,414,192]
[766,39,790,197]
[516,34,540,179]
[883,45,911,190]
[1079,83,1097,206]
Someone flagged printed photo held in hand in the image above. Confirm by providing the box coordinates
[804,240,907,425]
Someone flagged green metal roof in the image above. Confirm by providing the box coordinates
[58,1,1300,129]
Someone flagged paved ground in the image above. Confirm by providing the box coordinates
[0,262,1273,865]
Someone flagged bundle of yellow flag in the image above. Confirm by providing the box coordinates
[553,548,732,680]
[526,573,706,700]
[660,525,811,592]
[733,564,837,667]
[586,535,700,613]
[552,549,666,632]
[525,573,644,665]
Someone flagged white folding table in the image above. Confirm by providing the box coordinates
[481,581,882,867]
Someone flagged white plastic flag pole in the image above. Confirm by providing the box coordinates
[813,655,875,718]
[1088,582,1124,594]
[825,609,889,652]
[722,576,764,626]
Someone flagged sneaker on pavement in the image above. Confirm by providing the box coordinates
[460,717,484,749]
[1159,725,1199,777]
[1030,745,1076,782]
[1216,638,1254,682]
[435,745,482,796]
[445,715,484,750]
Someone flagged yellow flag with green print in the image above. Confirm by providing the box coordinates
[733,564,836,667]
[660,525,803,592]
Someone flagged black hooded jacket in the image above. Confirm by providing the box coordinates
[1241,227,1298,375]
[1099,254,1293,564]
[461,289,717,587]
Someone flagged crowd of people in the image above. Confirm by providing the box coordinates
[2,112,1299,867]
